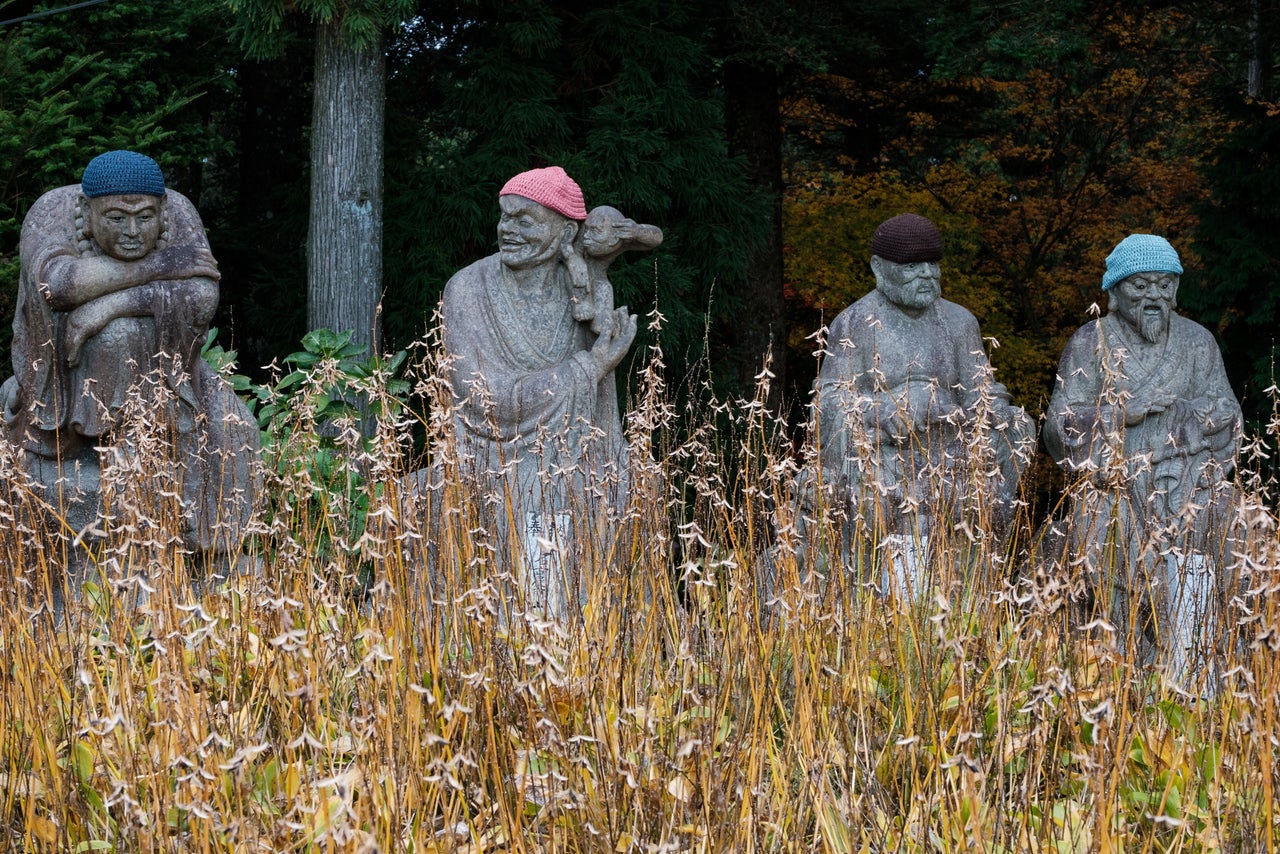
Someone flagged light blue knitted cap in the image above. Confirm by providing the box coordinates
[1102,234,1182,291]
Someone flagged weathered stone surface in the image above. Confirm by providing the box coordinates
[1044,234,1241,689]
[433,168,659,615]
[803,214,1034,597]
[1,151,260,565]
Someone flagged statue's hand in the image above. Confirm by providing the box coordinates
[924,400,965,427]
[1194,396,1237,437]
[154,245,220,282]
[63,301,113,368]
[869,407,910,445]
[589,306,637,380]
[1124,388,1177,426]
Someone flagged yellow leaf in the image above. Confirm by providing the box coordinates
[284,764,301,801]
[27,814,58,845]
[666,775,694,803]
[309,794,345,840]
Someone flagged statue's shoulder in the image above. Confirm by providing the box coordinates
[1069,317,1104,343]
[1057,318,1107,363]
[163,189,201,220]
[445,254,499,290]
[442,254,502,315]
[20,186,82,259]
[160,190,209,245]
[23,185,79,229]
[935,297,980,328]
[829,290,883,334]
[1169,312,1217,345]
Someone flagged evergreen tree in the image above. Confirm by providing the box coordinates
[1189,101,1280,420]
[225,0,415,357]
[210,23,314,374]
[0,0,237,362]
[383,0,766,390]
[710,0,916,407]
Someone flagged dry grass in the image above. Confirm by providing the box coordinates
[0,325,1277,853]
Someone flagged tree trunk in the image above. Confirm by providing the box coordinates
[1249,0,1264,98]
[308,16,384,355]
[723,59,786,410]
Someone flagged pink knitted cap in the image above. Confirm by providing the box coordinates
[500,166,588,221]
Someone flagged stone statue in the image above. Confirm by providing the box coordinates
[1044,234,1241,690]
[438,167,659,616]
[806,213,1034,599]
[1,150,260,564]
[567,205,663,334]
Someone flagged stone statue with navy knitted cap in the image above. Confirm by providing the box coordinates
[1,150,260,567]
[1045,233,1241,692]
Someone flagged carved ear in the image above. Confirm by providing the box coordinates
[78,195,93,237]
[158,195,170,244]
[562,220,579,246]
[870,254,885,281]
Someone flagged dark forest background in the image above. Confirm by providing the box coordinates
[2,0,1278,425]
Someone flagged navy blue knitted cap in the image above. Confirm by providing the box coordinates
[81,150,166,198]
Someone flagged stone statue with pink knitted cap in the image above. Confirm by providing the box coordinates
[437,166,661,618]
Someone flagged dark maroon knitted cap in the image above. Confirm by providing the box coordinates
[870,213,943,264]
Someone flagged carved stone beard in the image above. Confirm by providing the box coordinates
[895,281,940,310]
[1137,306,1170,343]
[879,275,940,310]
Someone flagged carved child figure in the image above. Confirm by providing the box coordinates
[566,205,663,335]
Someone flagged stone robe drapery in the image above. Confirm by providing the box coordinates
[1044,311,1241,540]
[8,185,211,454]
[441,253,627,522]
[813,290,1032,532]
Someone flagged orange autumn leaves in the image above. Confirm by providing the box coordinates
[783,5,1226,412]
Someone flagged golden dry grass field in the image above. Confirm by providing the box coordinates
[0,332,1277,852]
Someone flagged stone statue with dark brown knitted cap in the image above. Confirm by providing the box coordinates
[1045,234,1241,693]
[434,166,660,618]
[804,213,1034,601]
[0,150,261,576]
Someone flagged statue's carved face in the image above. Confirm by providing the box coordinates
[873,257,941,310]
[498,195,572,270]
[582,206,628,257]
[85,194,164,261]
[1112,271,1178,343]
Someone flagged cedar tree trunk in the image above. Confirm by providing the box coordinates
[308,16,384,354]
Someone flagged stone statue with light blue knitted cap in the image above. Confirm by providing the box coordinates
[1,150,261,572]
[1045,233,1241,694]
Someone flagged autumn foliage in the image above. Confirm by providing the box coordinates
[784,5,1230,413]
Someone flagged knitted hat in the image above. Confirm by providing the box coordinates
[500,166,587,221]
[81,150,166,198]
[1102,234,1183,291]
[870,213,943,264]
